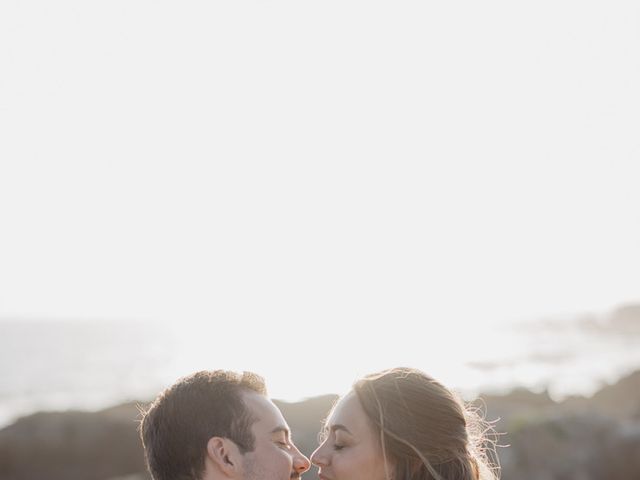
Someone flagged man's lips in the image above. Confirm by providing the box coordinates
[319,474,333,480]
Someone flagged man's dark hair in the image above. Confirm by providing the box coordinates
[139,370,267,480]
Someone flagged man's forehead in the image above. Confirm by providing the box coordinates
[242,390,288,428]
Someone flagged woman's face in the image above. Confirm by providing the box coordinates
[311,391,392,480]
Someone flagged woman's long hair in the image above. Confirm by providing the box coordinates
[352,367,500,480]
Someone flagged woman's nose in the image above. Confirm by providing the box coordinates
[310,444,328,467]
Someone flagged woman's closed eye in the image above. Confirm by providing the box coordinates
[332,433,348,451]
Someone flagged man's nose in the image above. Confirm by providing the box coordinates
[292,446,311,474]
[293,453,311,475]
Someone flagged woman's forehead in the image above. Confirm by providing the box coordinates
[328,392,366,428]
[325,392,382,450]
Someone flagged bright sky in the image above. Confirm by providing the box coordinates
[1,1,639,400]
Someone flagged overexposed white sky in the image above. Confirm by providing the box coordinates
[1,1,639,399]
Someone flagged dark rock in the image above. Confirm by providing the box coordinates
[561,370,640,420]
[500,414,640,480]
[0,403,148,480]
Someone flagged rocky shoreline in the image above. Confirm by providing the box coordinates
[1,371,639,480]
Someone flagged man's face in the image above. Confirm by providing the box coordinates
[239,391,311,480]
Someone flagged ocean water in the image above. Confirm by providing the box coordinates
[1,317,639,429]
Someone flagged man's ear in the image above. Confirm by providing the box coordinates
[206,437,243,477]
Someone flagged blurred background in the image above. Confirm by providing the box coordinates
[1,1,639,479]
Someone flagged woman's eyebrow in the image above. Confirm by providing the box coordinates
[330,424,352,435]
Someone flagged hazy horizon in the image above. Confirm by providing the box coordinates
[1,299,638,430]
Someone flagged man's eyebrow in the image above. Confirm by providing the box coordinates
[270,426,291,438]
[330,424,352,435]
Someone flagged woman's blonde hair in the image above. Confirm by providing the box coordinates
[352,367,499,480]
